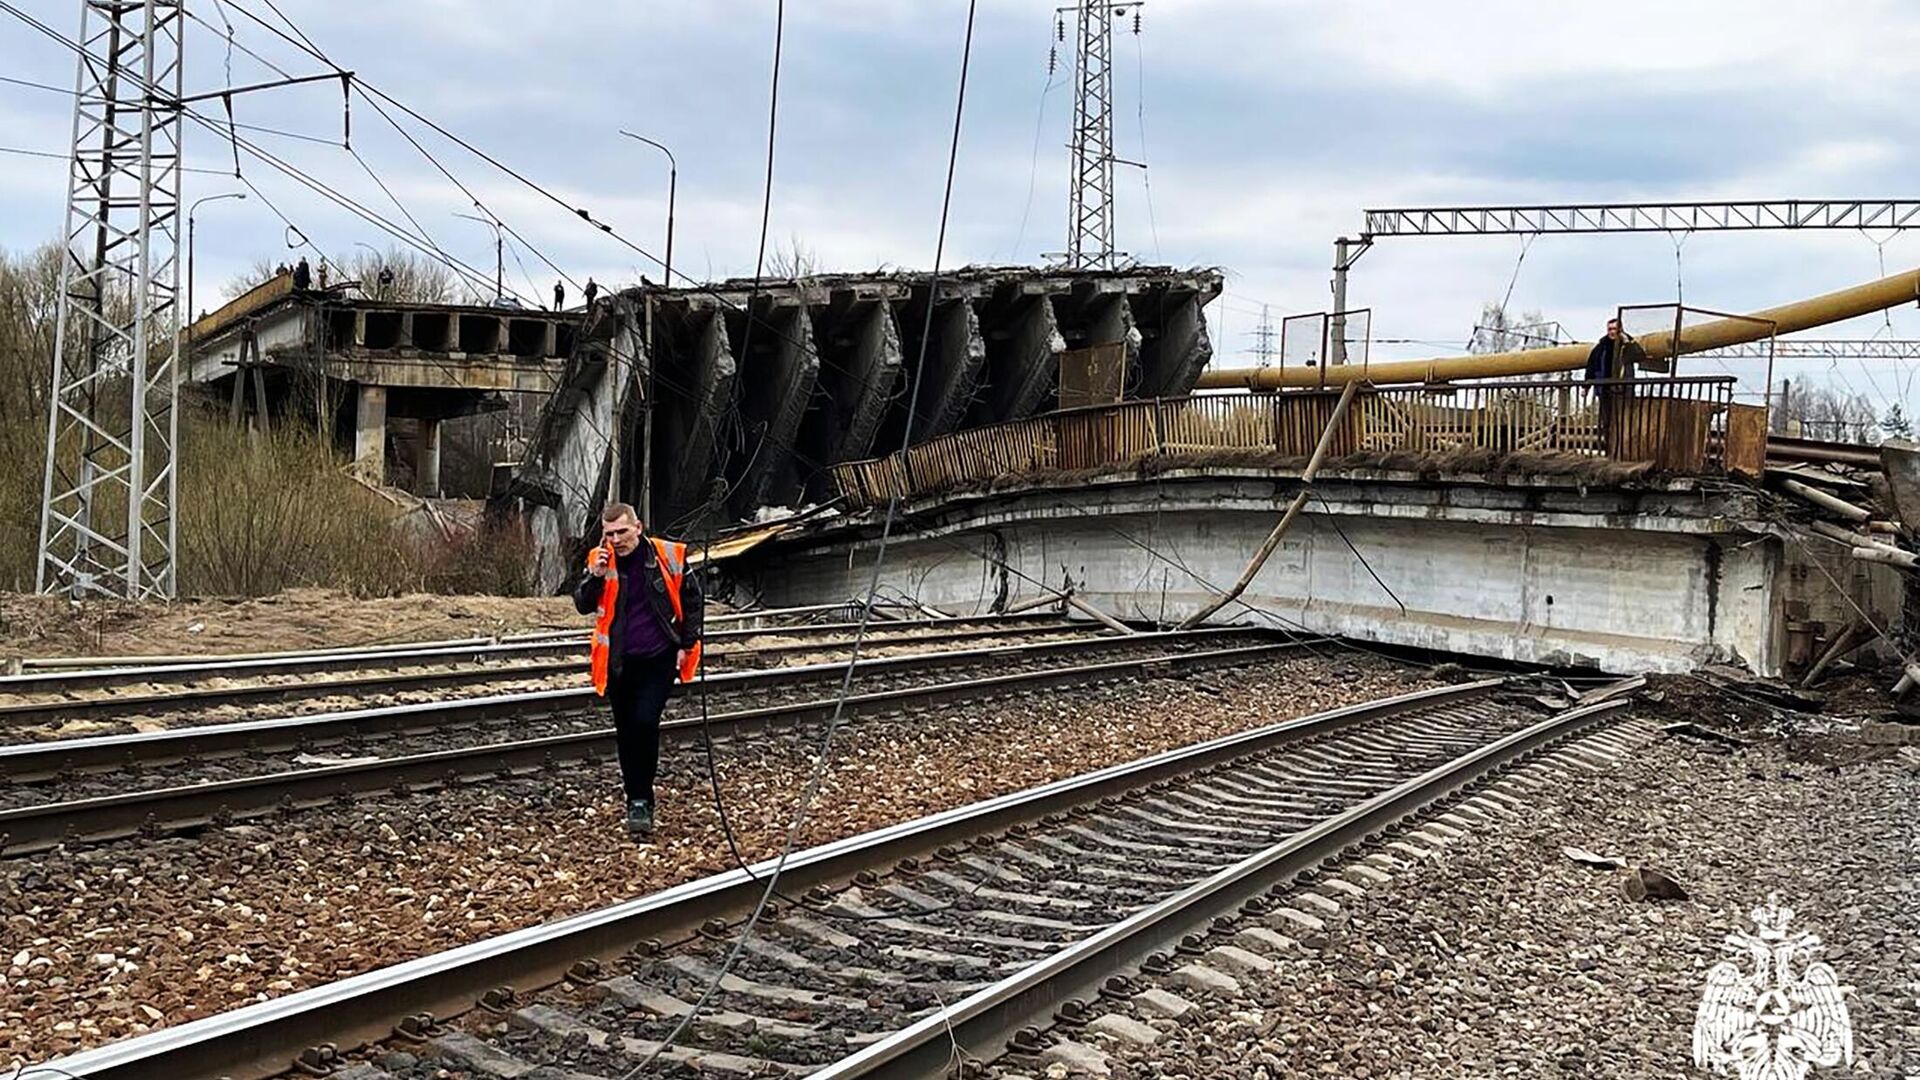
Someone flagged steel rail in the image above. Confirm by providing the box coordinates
[0,638,1302,855]
[813,694,1631,1079]
[14,628,581,670]
[0,613,1071,697]
[0,617,1090,725]
[0,628,1239,780]
[8,600,934,671]
[34,676,1501,1080]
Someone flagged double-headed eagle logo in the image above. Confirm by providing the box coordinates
[1692,894,1853,1080]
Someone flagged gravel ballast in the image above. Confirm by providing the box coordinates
[1083,717,1918,1080]
[0,651,1434,1065]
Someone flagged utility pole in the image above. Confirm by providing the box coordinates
[1057,2,1142,270]
[38,0,186,600]
[1330,235,1370,365]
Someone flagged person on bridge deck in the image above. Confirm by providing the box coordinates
[583,277,599,309]
[554,280,566,312]
[573,501,704,839]
[1585,318,1625,381]
[291,257,311,292]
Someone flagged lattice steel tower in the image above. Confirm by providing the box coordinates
[1060,1,1139,270]
[37,0,185,599]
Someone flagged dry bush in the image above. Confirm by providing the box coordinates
[177,416,418,596]
[177,415,537,598]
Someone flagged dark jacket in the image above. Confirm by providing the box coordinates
[572,541,704,681]
[1585,337,1615,381]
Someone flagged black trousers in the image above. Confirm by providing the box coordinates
[607,652,677,805]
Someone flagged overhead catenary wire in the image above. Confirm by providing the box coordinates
[207,0,943,432]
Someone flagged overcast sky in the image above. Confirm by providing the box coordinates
[6,0,1920,415]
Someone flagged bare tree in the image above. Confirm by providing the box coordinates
[1469,301,1559,354]
[222,246,459,305]
[1776,379,1880,444]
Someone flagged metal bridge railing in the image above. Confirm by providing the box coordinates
[828,376,1749,509]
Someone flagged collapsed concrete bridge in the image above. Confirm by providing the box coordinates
[506,265,1222,590]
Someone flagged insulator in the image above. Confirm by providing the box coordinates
[1056,16,1065,41]
[1048,46,1057,75]
[1133,9,1141,32]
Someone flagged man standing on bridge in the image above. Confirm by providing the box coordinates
[574,502,704,838]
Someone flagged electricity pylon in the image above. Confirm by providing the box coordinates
[37,0,186,599]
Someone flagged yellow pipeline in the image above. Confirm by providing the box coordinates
[1197,266,1920,389]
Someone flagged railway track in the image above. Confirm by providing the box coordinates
[4,600,933,673]
[34,675,1643,1080]
[0,628,1291,854]
[0,614,1082,733]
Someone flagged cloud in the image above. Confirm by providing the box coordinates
[6,0,1920,422]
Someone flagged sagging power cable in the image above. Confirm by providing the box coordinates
[629,3,981,1072]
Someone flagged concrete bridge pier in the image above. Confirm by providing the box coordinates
[353,386,387,482]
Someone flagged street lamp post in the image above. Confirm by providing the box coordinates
[618,130,676,288]
[618,130,677,524]
[452,212,504,304]
[185,192,246,354]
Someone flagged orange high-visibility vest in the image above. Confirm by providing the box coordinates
[588,537,702,696]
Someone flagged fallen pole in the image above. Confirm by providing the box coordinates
[1801,621,1864,689]
[1180,379,1359,629]
[1001,591,1069,616]
[1782,478,1873,522]
[1851,545,1918,569]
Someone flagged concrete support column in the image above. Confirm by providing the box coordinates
[417,417,442,497]
[399,313,415,350]
[353,310,368,348]
[542,321,558,358]
[354,385,387,483]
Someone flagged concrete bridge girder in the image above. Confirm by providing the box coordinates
[660,309,738,529]
[981,291,1067,422]
[1138,290,1213,399]
[912,296,989,441]
[809,292,906,484]
[730,302,822,517]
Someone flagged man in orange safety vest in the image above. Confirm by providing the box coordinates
[572,501,704,838]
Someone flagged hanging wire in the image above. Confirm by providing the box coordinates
[1133,26,1161,261]
[1009,41,1063,259]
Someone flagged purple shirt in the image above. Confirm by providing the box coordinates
[621,559,675,658]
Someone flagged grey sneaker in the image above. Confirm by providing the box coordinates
[625,800,655,837]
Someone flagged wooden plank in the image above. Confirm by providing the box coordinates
[1725,404,1770,477]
